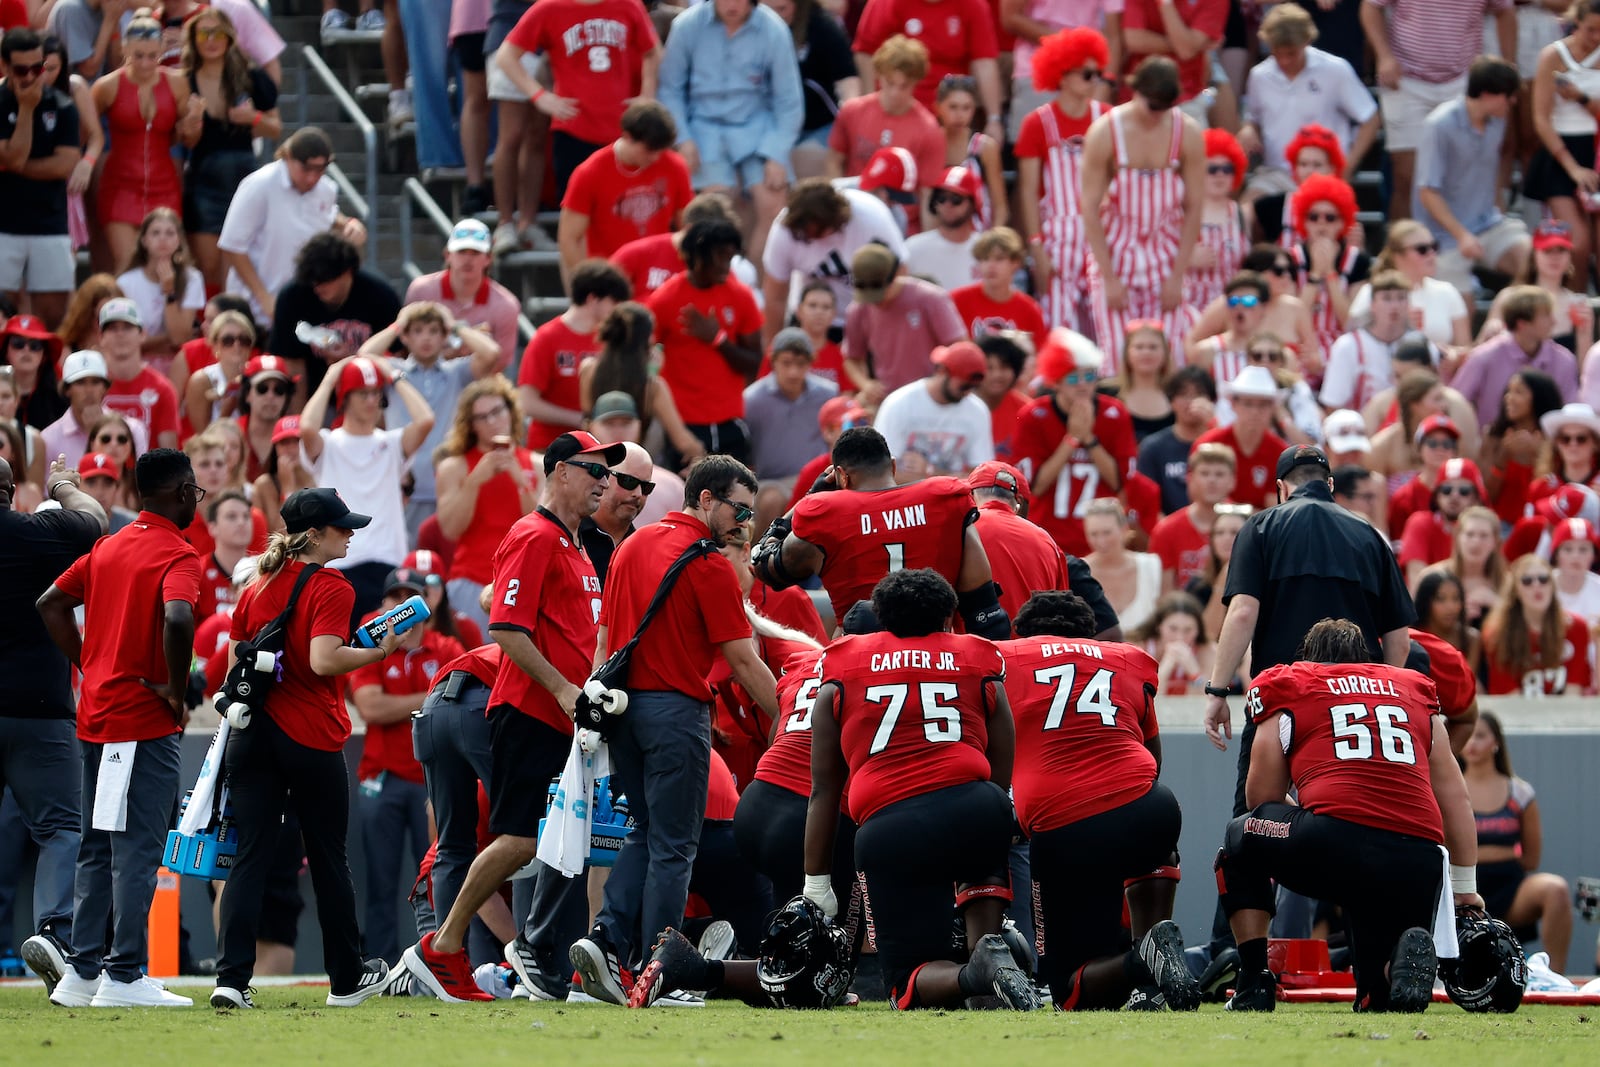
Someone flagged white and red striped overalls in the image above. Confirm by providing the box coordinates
[1290,241,1364,356]
[1185,200,1247,311]
[1209,343,1250,387]
[1088,106,1197,374]
[1036,99,1105,336]
[964,132,992,230]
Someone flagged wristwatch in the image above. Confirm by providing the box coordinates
[1203,684,1232,698]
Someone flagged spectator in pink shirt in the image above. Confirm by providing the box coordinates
[402,219,520,367]
[842,241,967,405]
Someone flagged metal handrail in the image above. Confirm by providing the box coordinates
[400,176,536,347]
[298,44,377,264]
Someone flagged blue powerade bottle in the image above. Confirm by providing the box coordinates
[355,595,431,647]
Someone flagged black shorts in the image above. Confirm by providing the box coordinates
[853,780,1014,1007]
[733,779,864,949]
[1029,782,1181,996]
[552,129,607,191]
[1478,858,1527,921]
[1216,802,1444,1010]
[487,703,571,838]
[453,31,486,72]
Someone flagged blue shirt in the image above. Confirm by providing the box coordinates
[1412,97,1505,249]
[658,2,804,164]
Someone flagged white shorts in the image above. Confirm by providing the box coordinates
[486,47,547,103]
[1380,75,1465,152]
[1434,216,1531,291]
[1244,166,1298,198]
[0,233,75,293]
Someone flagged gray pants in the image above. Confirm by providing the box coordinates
[412,673,494,920]
[521,855,590,959]
[595,691,712,965]
[0,717,80,940]
[69,734,180,982]
[357,772,429,964]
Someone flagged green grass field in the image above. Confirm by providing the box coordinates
[1,989,1595,1066]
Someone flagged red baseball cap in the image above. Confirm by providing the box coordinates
[968,460,1027,494]
[933,165,984,203]
[1436,457,1486,501]
[542,430,627,475]
[78,451,120,481]
[1414,413,1460,444]
[271,415,301,445]
[932,341,987,384]
[335,357,384,405]
[243,354,293,382]
[1550,517,1598,554]
[1533,220,1574,253]
[402,549,446,577]
[859,147,918,205]
[3,314,64,362]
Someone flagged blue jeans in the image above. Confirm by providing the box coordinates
[594,691,712,965]
[399,0,464,169]
[412,673,494,921]
[0,717,80,941]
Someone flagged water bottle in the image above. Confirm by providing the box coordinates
[354,595,431,648]
[294,321,342,349]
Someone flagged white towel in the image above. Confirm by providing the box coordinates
[532,735,612,879]
[1432,846,1459,960]
[91,742,137,832]
[178,721,232,836]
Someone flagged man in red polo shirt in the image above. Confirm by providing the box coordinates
[402,431,625,1004]
[571,456,779,1006]
[1121,0,1228,115]
[1398,458,1485,586]
[1192,365,1288,512]
[646,217,763,468]
[35,449,202,1008]
[517,261,632,450]
[558,101,693,292]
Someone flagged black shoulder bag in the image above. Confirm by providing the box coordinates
[216,563,323,730]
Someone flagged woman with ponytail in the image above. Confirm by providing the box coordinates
[578,301,704,462]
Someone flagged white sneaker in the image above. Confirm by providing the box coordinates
[1524,951,1577,993]
[91,975,193,1007]
[387,89,414,129]
[49,971,103,1008]
[210,986,256,1010]
[355,7,386,31]
[491,222,520,258]
[656,989,705,1007]
[319,8,352,35]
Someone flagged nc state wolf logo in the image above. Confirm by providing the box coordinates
[614,182,670,231]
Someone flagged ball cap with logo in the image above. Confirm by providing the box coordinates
[1414,413,1460,444]
[384,567,431,597]
[335,356,384,405]
[447,218,493,253]
[1436,457,1487,500]
[932,340,987,383]
[245,354,294,383]
[79,451,121,481]
[968,460,1027,495]
[933,165,983,203]
[271,415,301,445]
[859,147,919,205]
[1323,409,1371,454]
[98,297,143,330]
[59,350,109,393]
[280,487,372,533]
[1550,517,1599,553]
[401,549,447,581]
[542,430,627,476]
[1535,483,1600,526]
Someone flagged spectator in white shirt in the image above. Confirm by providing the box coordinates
[904,165,983,290]
[873,340,996,479]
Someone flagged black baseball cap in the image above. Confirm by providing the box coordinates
[384,567,431,597]
[280,487,372,533]
[840,600,882,635]
[542,430,627,476]
[1276,444,1331,481]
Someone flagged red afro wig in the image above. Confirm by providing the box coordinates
[1203,129,1247,192]
[1283,123,1346,177]
[1290,174,1359,240]
[1032,27,1111,93]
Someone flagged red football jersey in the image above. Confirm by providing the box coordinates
[1149,510,1210,590]
[1407,628,1476,720]
[820,631,1002,822]
[1000,637,1159,833]
[1192,425,1289,511]
[1248,662,1443,843]
[754,649,827,797]
[1484,615,1593,696]
[1010,393,1137,556]
[971,499,1071,623]
[791,476,976,624]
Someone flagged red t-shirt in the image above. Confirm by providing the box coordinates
[949,285,1049,355]
[1249,661,1443,843]
[1408,628,1476,721]
[599,511,751,701]
[1192,425,1289,511]
[505,0,658,145]
[853,0,1000,110]
[1010,394,1138,557]
[106,367,180,443]
[999,637,1159,833]
[0,0,29,29]
[230,562,358,752]
[1387,475,1432,540]
[989,388,1029,461]
[971,499,1071,623]
[350,629,467,783]
[56,512,202,743]
[561,144,693,259]
[518,316,601,450]
[611,232,684,300]
[705,748,741,819]
[828,94,946,181]
[1122,0,1230,102]
[431,642,504,689]
[450,446,540,584]
[820,630,1002,823]
[755,648,827,797]
[648,272,762,425]
[1149,509,1210,590]
[1122,470,1164,541]
[487,509,601,732]
[1398,510,1455,571]
[791,476,975,625]
[184,506,269,562]
[1485,615,1593,696]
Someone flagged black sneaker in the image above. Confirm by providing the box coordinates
[1225,969,1277,1012]
[20,929,70,994]
[211,985,256,1009]
[630,928,711,1008]
[1138,920,1201,1012]
[505,937,570,1002]
[462,184,491,216]
[1122,984,1167,1011]
[1197,947,1241,1003]
[1386,927,1437,1014]
[326,960,391,1007]
[963,933,1040,1012]
[570,927,631,1006]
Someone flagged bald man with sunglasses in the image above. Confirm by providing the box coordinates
[579,441,657,587]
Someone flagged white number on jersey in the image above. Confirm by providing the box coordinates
[1034,663,1118,728]
[1329,702,1417,765]
[885,542,905,573]
[865,681,962,754]
[588,46,611,72]
[1052,462,1100,520]
[784,677,823,733]
[503,578,520,606]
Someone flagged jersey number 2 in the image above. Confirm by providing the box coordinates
[865,682,961,753]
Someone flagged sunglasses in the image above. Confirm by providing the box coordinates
[1420,436,1456,449]
[470,404,511,423]
[1248,348,1282,362]
[9,62,44,78]
[216,334,250,347]
[253,380,292,396]
[1436,483,1477,497]
[1227,293,1261,308]
[1406,242,1439,256]
[125,23,162,41]
[1265,264,1291,276]
[930,191,969,207]
[1207,163,1236,176]
[614,471,655,495]
[1557,433,1595,445]
[1307,211,1342,224]
[96,433,130,445]
[1520,572,1552,586]
[195,25,230,40]
[564,459,612,481]
[1076,68,1105,82]
[8,336,46,351]
[1061,370,1098,385]
[716,495,755,523]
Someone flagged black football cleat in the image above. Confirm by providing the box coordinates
[964,933,1040,1012]
[1386,927,1438,1014]
[1138,920,1201,1012]
[1225,969,1278,1012]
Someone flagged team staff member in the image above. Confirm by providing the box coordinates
[999,591,1198,1013]
[211,488,402,1010]
[7,456,106,995]
[570,456,780,1005]
[1203,446,1415,815]
[803,569,1035,1011]
[35,449,202,1009]
[403,431,625,1003]
[967,460,1121,638]
[1216,619,1483,1013]
[752,427,1009,639]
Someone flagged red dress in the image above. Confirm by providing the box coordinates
[98,72,184,227]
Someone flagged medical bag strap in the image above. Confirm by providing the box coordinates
[599,539,718,682]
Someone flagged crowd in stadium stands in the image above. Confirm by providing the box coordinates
[2,0,1599,1009]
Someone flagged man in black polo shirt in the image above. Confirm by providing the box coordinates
[3,456,106,991]
[0,28,82,328]
[578,441,654,587]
